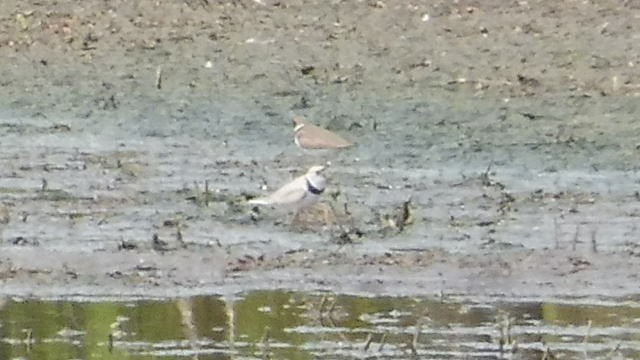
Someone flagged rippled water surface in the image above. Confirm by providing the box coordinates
[1,291,638,359]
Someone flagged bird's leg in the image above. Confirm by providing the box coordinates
[289,210,305,231]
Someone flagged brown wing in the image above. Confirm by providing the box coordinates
[298,124,353,149]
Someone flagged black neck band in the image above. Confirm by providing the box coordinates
[306,179,324,195]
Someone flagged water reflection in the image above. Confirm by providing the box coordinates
[0,292,637,359]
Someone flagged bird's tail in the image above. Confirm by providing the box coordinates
[248,197,270,205]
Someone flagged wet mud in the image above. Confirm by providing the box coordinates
[0,0,639,304]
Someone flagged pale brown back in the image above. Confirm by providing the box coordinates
[293,116,353,149]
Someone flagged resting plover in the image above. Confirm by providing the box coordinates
[292,116,353,150]
[248,165,326,211]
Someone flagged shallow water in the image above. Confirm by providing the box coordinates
[1,2,639,358]
[2,110,639,256]
[1,291,638,359]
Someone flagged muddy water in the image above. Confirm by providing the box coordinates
[1,101,639,255]
[1,104,640,300]
[1,0,640,340]
[1,291,638,360]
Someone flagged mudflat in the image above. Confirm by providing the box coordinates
[0,0,639,299]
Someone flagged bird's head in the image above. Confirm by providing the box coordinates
[292,116,308,131]
[307,165,326,174]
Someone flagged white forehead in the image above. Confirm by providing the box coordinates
[307,165,325,173]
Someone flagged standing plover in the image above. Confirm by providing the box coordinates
[248,165,326,211]
[292,116,353,150]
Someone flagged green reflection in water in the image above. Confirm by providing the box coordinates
[0,293,637,359]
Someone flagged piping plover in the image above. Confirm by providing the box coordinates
[292,116,353,150]
[248,165,326,211]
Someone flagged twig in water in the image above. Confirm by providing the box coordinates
[480,163,493,186]
[583,319,592,359]
[554,218,560,249]
[590,228,597,253]
[409,324,420,355]
[108,333,114,352]
[204,180,210,207]
[260,326,271,360]
[498,318,505,354]
[260,325,271,345]
[541,340,556,360]
[506,314,513,345]
[176,220,186,248]
[510,339,518,354]
[363,333,373,351]
[378,332,387,352]
[25,328,33,351]
[318,295,328,315]
[343,201,351,216]
[572,224,580,251]
[395,197,413,232]
[155,66,163,89]
[327,297,337,317]
[604,342,621,358]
